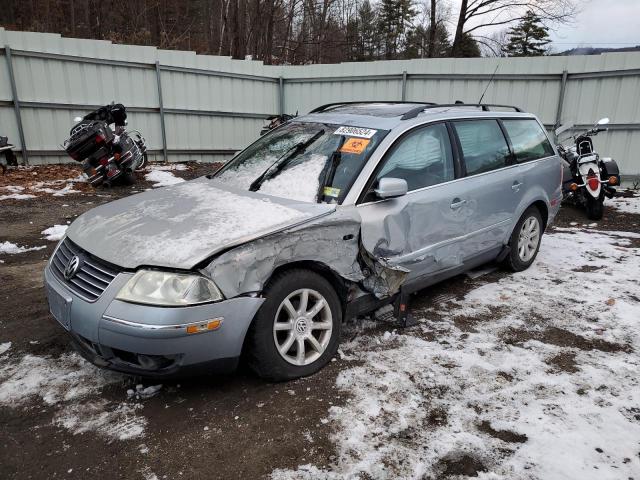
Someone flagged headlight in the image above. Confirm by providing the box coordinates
[116,270,223,306]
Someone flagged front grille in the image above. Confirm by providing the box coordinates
[51,237,122,302]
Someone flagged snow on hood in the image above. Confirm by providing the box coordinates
[66,178,335,269]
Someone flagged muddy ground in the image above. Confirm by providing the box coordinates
[0,164,638,480]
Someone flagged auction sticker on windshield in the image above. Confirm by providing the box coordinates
[340,137,370,155]
[333,126,377,139]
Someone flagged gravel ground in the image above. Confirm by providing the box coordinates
[1,165,638,480]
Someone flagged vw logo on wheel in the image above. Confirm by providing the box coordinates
[64,255,81,280]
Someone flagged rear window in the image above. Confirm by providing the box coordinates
[502,119,555,163]
[453,120,510,176]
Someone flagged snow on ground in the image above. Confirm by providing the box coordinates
[0,351,149,441]
[41,224,69,241]
[0,185,36,201]
[609,191,640,215]
[274,226,640,479]
[144,163,189,187]
[0,241,46,254]
[145,169,186,187]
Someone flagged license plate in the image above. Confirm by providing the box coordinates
[47,286,72,330]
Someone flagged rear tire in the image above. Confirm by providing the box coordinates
[503,206,543,272]
[586,196,604,220]
[119,171,137,186]
[245,269,342,382]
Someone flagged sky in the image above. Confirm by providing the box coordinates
[445,0,640,51]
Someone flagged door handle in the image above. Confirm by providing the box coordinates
[512,181,523,191]
[450,198,467,209]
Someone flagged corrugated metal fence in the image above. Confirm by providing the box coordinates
[2,28,639,175]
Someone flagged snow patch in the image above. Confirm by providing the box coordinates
[145,169,186,187]
[609,193,640,215]
[0,343,11,355]
[0,193,37,201]
[0,241,46,255]
[41,224,68,241]
[0,353,146,441]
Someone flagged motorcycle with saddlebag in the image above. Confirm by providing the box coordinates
[556,118,620,220]
[64,103,147,187]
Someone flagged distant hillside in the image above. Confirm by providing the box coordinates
[556,45,640,56]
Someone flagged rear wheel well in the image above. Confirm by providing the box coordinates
[530,200,548,230]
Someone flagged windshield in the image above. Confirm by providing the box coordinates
[212,122,388,203]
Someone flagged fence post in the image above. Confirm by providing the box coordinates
[4,45,28,165]
[554,69,569,134]
[401,70,407,101]
[279,76,285,115]
[155,61,168,163]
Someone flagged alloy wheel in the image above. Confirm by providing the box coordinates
[517,216,541,262]
[272,288,333,366]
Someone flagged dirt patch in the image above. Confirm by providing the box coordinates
[434,453,488,478]
[477,421,528,443]
[426,407,448,428]
[501,326,631,353]
[572,265,604,273]
[546,352,580,373]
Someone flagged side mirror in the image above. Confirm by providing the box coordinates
[596,118,610,126]
[374,177,408,199]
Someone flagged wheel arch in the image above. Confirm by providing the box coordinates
[529,200,549,230]
[266,260,351,308]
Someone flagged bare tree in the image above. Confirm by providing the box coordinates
[451,0,576,56]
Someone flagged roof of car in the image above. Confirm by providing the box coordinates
[295,101,536,131]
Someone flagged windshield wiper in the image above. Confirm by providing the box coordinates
[249,129,325,192]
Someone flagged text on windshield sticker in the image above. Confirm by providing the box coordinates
[333,126,377,139]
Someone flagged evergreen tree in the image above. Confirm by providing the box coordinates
[504,10,551,57]
[454,32,481,57]
[378,0,416,59]
[405,23,450,59]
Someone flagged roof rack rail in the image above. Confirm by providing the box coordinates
[309,101,436,114]
[401,103,524,120]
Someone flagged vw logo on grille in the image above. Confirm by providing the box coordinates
[64,255,81,280]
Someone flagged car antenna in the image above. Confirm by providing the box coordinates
[478,64,499,105]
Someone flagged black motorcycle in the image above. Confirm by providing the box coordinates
[260,113,296,136]
[64,103,147,187]
[556,118,620,220]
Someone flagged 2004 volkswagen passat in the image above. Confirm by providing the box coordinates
[45,102,562,380]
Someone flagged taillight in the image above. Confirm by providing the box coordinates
[96,134,105,144]
[587,177,600,190]
[100,157,109,166]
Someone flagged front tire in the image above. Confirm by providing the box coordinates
[504,206,543,272]
[585,195,604,220]
[245,269,342,381]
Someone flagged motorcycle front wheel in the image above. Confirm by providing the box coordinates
[585,195,604,220]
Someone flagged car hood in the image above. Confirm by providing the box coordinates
[66,178,335,269]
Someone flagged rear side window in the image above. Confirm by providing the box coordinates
[453,120,510,176]
[502,119,555,162]
[377,123,454,191]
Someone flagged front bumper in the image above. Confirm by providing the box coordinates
[44,264,264,378]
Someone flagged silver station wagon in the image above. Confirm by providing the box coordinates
[45,102,562,380]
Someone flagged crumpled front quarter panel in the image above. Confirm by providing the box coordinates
[204,208,365,298]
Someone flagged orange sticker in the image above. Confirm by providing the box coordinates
[340,137,370,155]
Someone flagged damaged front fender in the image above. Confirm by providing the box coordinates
[202,207,409,301]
